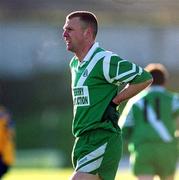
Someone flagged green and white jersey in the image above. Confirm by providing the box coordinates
[70,42,152,137]
[121,86,179,146]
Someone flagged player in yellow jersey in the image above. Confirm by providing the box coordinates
[0,106,15,178]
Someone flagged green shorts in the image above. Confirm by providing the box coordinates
[130,142,178,178]
[72,128,123,180]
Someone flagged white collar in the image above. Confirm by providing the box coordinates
[79,42,99,67]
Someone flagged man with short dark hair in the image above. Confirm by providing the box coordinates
[121,63,179,180]
[63,11,152,180]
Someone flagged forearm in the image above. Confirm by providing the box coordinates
[112,79,152,105]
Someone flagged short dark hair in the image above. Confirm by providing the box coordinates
[145,63,169,85]
[66,11,98,38]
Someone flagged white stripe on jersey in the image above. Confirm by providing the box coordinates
[103,55,143,84]
[103,51,113,83]
[116,63,143,82]
[116,62,136,79]
[76,51,107,86]
[77,157,103,173]
[76,143,107,172]
[145,103,173,142]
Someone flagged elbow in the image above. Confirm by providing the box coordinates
[145,77,153,88]
[149,77,153,85]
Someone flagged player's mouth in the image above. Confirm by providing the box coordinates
[65,40,71,45]
[64,37,70,43]
[65,40,72,50]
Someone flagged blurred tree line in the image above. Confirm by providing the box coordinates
[0,71,74,166]
[0,72,71,113]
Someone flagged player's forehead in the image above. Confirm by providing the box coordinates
[63,17,82,29]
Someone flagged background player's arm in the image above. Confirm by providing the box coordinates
[173,94,179,138]
[175,115,179,138]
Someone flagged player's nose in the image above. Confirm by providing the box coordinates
[62,30,68,38]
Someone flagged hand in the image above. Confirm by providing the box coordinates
[102,101,120,125]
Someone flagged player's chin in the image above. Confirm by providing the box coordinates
[66,45,73,52]
[65,44,70,50]
[67,46,72,51]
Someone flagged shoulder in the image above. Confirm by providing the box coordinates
[106,51,123,61]
[172,92,179,101]
[102,50,126,65]
[162,89,179,100]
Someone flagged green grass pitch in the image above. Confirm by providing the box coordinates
[3,168,179,180]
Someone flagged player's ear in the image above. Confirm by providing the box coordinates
[84,26,93,39]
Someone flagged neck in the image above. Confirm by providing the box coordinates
[75,42,94,62]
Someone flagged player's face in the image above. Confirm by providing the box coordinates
[63,17,86,53]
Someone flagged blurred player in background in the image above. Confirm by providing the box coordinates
[120,63,179,180]
[63,11,152,180]
[0,106,15,179]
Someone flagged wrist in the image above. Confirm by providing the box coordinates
[110,101,118,108]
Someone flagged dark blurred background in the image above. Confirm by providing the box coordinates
[0,0,179,168]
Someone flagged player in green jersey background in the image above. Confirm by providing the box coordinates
[62,11,152,180]
[120,63,179,180]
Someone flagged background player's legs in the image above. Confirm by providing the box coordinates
[160,175,174,180]
[137,175,154,180]
[70,171,101,180]
[0,159,9,178]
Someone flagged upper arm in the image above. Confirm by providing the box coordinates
[103,55,152,86]
[173,93,179,118]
